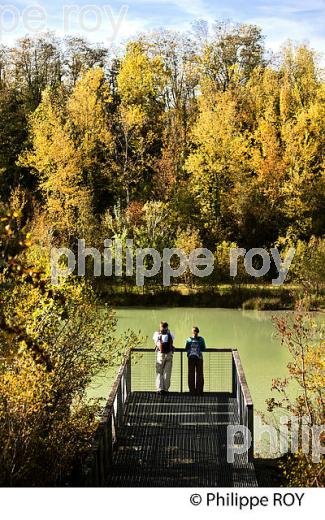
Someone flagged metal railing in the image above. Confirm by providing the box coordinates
[131,347,234,393]
[76,350,131,486]
[232,350,254,462]
[76,347,254,486]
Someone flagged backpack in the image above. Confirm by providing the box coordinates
[188,338,201,359]
[158,331,173,354]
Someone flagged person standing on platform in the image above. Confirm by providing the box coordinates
[185,326,206,395]
[153,321,174,395]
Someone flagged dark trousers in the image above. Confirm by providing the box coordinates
[188,356,204,395]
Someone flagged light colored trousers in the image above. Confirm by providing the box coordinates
[156,351,173,391]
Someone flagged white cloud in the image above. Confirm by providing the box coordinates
[257,0,325,15]
[247,14,325,55]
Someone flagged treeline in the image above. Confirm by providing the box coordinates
[0,23,324,285]
[0,23,324,486]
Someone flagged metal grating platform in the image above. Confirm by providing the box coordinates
[106,391,257,487]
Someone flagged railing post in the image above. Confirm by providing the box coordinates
[100,413,112,482]
[248,404,254,462]
[231,350,237,397]
[180,351,183,393]
[116,384,123,430]
[91,444,99,486]
[232,349,254,462]
[126,351,131,395]
[98,437,105,485]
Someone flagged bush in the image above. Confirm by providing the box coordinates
[266,302,325,487]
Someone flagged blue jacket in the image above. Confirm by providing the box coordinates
[185,336,206,358]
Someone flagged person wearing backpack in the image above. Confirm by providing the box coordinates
[153,321,174,395]
[185,326,206,395]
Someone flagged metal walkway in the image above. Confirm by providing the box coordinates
[77,348,257,487]
[106,391,257,487]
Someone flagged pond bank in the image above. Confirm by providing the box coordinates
[96,283,325,311]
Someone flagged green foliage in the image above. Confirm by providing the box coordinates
[289,237,325,292]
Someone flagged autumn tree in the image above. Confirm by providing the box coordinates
[0,88,28,201]
[279,45,325,238]
[63,36,109,87]
[19,68,115,245]
[140,30,199,194]
[186,87,251,247]
[67,67,115,213]
[199,21,265,93]
[116,41,166,203]
[11,33,62,111]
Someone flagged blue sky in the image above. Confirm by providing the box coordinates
[1,0,325,56]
